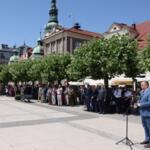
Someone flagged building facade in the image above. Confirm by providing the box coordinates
[18,43,33,60]
[103,21,150,49]
[0,44,16,64]
[44,24,101,55]
[0,43,32,65]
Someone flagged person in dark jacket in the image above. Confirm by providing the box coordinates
[97,85,106,114]
[85,85,92,111]
[91,86,98,112]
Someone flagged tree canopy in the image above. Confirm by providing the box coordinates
[67,36,141,87]
[0,35,147,87]
[140,35,150,72]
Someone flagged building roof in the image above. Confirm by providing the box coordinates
[104,21,150,49]
[64,28,101,39]
[105,22,138,35]
[136,20,150,48]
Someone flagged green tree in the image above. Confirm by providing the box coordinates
[0,65,12,84]
[27,59,44,82]
[67,36,140,88]
[9,60,33,83]
[140,35,150,72]
[27,54,71,84]
[43,54,71,83]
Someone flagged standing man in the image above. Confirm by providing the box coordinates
[91,86,98,112]
[64,86,69,105]
[97,85,107,114]
[85,85,92,111]
[38,85,43,102]
[138,81,150,148]
[113,86,123,113]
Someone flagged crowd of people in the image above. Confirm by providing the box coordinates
[0,82,139,115]
[80,84,138,114]
[1,81,150,148]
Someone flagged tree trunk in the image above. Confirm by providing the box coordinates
[104,76,109,89]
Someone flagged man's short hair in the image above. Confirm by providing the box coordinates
[141,81,149,87]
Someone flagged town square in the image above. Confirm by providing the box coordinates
[0,0,150,150]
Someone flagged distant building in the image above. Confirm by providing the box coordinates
[0,42,32,65]
[19,42,33,60]
[103,21,150,49]
[0,44,15,64]
[43,0,101,55]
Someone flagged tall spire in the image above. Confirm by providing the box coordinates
[49,0,58,24]
[45,0,59,33]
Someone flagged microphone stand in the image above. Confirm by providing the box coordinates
[116,105,134,150]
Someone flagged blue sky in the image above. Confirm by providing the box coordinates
[0,0,150,47]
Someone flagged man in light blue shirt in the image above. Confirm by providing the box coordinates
[138,81,150,148]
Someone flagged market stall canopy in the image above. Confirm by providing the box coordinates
[69,81,84,86]
[110,77,133,86]
[84,79,104,86]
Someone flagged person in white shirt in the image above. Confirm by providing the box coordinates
[57,85,63,106]
[122,87,133,113]
[38,85,44,103]
[114,87,122,98]
[113,86,123,113]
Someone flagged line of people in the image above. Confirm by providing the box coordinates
[1,82,139,114]
[38,84,80,106]
[83,85,136,114]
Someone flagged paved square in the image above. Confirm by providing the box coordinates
[0,96,146,150]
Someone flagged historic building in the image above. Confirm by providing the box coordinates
[43,0,101,55]
[8,43,32,64]
[0,42,32,65]
[0,44,16,64]
[18,42,33,60]
[103,21,150,49]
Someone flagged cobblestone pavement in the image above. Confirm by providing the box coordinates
[0,96,148,150]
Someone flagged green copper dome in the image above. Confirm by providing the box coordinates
[31,39,44,59]
[32,45,42,54]
[9,48,20,64]
[9,55,20,64]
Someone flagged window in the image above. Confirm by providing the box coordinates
[51,42,55,52]
[113,27,117,30]
[0,53,5,59]
[46,44,49,54]
[57,39,62,53]
[75,41,82,49]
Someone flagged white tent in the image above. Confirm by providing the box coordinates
[69,81,83,86]
[84,79,104,86]
[136,77,150,82]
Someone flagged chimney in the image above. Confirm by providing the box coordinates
[132,23,136,30]
[73,23,81,29]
